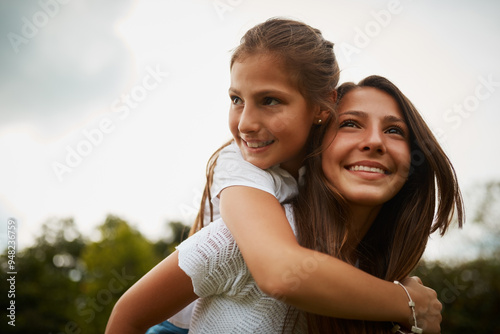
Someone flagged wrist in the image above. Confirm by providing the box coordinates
[390,281,412,326]
[394,281,423,334]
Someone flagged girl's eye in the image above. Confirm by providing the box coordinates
[386,126,406,136]
[339,120,358,128]
[263,97,280,106]
[231,96,243,105]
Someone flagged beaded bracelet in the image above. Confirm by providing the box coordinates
[393,280,423,334]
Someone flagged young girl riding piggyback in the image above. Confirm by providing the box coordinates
[107,18,445,333]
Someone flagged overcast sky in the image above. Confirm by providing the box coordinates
[1,0,499,261]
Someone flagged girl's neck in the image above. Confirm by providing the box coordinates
[280,153,306,180]
[345,203,382,249]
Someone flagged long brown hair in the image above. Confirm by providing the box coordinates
[189,18,340,236]
[292,75,465,333]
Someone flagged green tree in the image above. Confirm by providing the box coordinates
[414,258,500,334]
[75,215,161,333]
[0,215,180,333]
[0,218,85,334]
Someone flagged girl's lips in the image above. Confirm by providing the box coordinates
[347,165,387,175]
[345,161,390,175]
[243,139,275,148]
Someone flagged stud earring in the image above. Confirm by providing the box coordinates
[317,119,322,125]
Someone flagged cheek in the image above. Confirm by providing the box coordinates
[269,115,289,133]
[322,137,350,165]
[271,116,313,143]
[321,150,339,182]
[228,112,240,133]
[398,148,412,178]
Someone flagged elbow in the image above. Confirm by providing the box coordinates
[106,297,147,334]
[257,274,298,301]
[106,300,127,333]
[253,257,301,301]
[105,304,120,334]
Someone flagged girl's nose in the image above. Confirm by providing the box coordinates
[238,105,260,133]
[359,127,386,154]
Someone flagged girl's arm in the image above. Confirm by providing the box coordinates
[105,251,197,334]
[220,186,441,333]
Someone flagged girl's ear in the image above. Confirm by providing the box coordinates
[332,89,338,104]
[314,90,337,124]
[315,109,331,125]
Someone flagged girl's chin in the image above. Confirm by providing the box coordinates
[344,193,390,207]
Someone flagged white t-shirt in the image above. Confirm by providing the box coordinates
[177,204,306,333]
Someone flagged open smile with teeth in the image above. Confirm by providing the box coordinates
[348,165,389,174]
[245,140,274,148]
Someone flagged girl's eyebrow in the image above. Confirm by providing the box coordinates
[229,87,289,94]
[384,114,406,124]
[338,110,366,118]
[339,110,406,124]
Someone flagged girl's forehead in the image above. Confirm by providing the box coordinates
[338,87,403,118]
[230,53,303,93]
[231,51,284,69]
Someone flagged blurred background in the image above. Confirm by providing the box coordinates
[0,0,499,332]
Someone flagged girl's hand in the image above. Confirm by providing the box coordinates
[401,276,442,334]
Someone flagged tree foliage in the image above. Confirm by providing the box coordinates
[75,215,161,333]
[413,258,500,333]
[0,215,178,333]
[1,218,85,333]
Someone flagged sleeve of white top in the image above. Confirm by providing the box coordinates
[211,142,277,202]
[176,219,251,298]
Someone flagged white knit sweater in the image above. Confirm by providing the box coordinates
[177,205,306,333]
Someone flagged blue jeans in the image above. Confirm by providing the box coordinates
[146,320,189,334]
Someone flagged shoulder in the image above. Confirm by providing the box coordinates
[214,142,299,203]
[216,141,269,177]
[212,142,276,198]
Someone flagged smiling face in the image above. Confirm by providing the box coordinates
[321,87,411,208]
[229,53,321,175]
